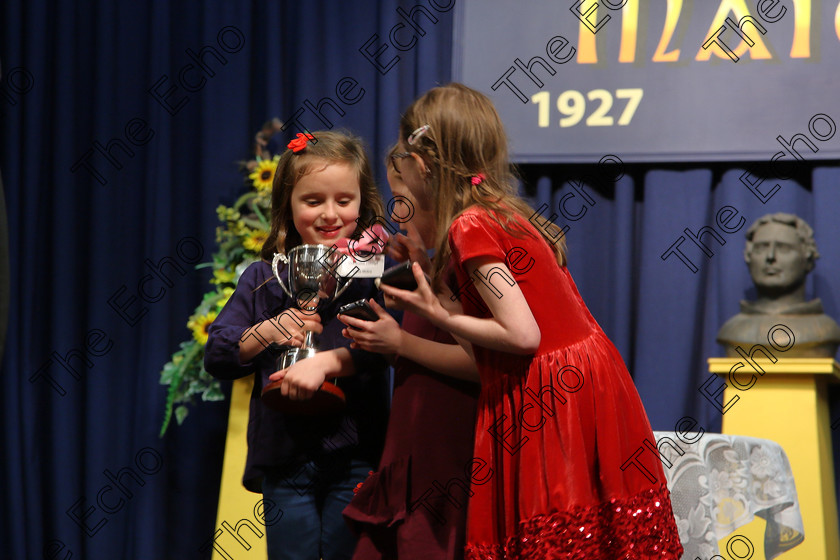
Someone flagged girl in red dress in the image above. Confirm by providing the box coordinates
[378,84,684,559]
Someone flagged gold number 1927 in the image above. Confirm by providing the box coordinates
[531,88,643,128]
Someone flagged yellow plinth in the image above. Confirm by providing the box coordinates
[719,516,768,559]
[708,358,840,560]
[212,376,268,559]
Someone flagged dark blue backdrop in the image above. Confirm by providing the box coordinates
[2,1,839,559]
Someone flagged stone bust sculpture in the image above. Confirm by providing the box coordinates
[717,213,840,357]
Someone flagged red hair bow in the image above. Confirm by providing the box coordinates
[287,132,316,153]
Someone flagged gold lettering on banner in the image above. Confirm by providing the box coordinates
[836,2,840,44]
[696,0,772,61]
[574,0,818,65]
[577,1,599,63]
[576,0,639,63]
[618,0,639,62]
[652,0,683,62]
[790,0,811,58]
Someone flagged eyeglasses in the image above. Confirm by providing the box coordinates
[390,151,411,173]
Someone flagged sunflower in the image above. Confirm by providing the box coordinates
[187,311,218,346]
[248,156,279,194]
[242,229,268,253]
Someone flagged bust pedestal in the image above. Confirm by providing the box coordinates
[708,358,840,560]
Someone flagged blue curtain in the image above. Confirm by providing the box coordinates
[1,1,453,558]
[2,1,838,558]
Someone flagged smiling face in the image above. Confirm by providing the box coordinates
[746,221,811,294]
[291,160,361,246]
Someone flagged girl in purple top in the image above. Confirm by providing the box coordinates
[205,131,394,560]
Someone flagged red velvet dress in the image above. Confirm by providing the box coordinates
[448,207,683,560]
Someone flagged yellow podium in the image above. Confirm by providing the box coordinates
[211,376,268,559]
[708,358,840,559]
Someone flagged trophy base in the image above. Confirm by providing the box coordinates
[260,380,346,415]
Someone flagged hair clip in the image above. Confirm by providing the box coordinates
[407,125,430,146]
[287,132,316,153]
[471,173,486,186]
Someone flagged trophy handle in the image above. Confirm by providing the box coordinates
[334,277,353,299]
[272,253,294,298]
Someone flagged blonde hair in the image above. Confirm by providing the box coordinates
[400,83,567,285]
[260,130,385,262]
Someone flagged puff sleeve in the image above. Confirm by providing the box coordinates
[447,208,509,266]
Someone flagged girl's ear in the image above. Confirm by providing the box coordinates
[410,152,431,178]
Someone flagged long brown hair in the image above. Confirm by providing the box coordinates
[399,83,567,286]
[260,130,385,262]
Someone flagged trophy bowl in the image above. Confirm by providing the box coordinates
[260,244,352,414]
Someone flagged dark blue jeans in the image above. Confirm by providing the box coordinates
[263,453,372,560]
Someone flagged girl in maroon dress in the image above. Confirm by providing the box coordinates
[340,154,480,559]
[377,84,684,559]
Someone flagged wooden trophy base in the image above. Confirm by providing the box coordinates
[260,380,346,415]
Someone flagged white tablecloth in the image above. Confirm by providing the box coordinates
[652,432,804,559]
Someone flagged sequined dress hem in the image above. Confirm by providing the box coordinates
[464,484,683,559]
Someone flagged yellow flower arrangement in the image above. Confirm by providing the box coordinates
[212,268,236,285]
[159,119,278,436]
[217,287,235,310]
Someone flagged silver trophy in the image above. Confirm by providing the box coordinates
[261,244,353,414]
